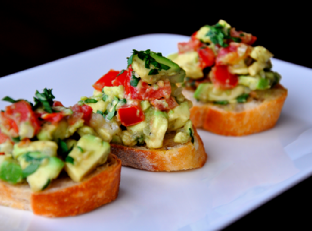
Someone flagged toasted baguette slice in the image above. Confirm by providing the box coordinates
[111,127,207,171]
[0,154,121,217]
[183,84,288,136]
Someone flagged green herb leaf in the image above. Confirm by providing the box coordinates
[33,88,55,113]
[130,75,140,87]
[22,163,40,178]
[117,69,125,76]
[148,69,159,75]
[84,99,98,103]
[0,161,23,184]
[23,152,47,164]
[42,179,51,190]
[106,105,117,120]
[120,98,126,104]
[102,94,108,101]
[189,128,194,144]
[77,146,84,152]
[57,139,74,158]
[213,100,229,105]
[236,93,249,103]
[77,100,84,106]
[65,156,74,164]
[11,137,21,143]
[2,96,18,103]
[127,54,134,67]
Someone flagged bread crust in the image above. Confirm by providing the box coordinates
[111,127,207,171]
[184,84,288,136]
[0,154,121,217]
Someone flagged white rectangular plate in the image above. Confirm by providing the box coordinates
[1,34,312,231]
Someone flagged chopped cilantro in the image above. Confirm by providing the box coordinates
[11,137,21,143]
[205,22,243,47]
[77,100,84,106]
[84,99,98,103]
[2,96,19,104]
[2,96,33,106]
[189,128,194,144]
[120,98,126,104]
[102,94,108,101]
[22,163,40,178]
[130,49,170,76]
[148,69,159,75]
[77,146,84,152]
[42,179,51,190]
[117,69,125,76]
[33,88,55,113]
[213,100,229,105]
[236,93,249,103]
[130,75,140,87]
[106,105,117,120]
[65,156,74,164]
[57,139,73,158]
[23,152,47,163]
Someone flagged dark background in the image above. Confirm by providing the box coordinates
[0,0,311,230]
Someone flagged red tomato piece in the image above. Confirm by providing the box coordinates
[151,97,178,111]
[117,105,144,126]
[0,129,11,144]
[0,111,19,137]
[112,69,129,87]
[92,69,120,91]
[216,43,251,65]
[41,112,65,124]
[69,104,93,125]
[230,28,257,45]
[211,65,238,89]
[178,32,203,53]
[3,101,41,137]
[130,80,171,101]
[53,101,64,107]
[198,46,215,69]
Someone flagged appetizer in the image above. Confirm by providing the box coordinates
[80,49,207,171]
[0,89,121,217]
[169,20,288,136]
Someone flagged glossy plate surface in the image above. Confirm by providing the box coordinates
[1,34,312,231]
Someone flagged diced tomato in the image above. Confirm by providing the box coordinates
[117,105,144,126]
[53,101,64,107]
[125,67,171,100]
[0,129,10,144]
[210,65,238,89]
[130,80,171,101]
[69,104,93,125]
[2,101,41,138]
[178,32,203,53]
[198,46,215,69]
[230,28,257,45]
[112,69,129,87]
[216,43,251,65]
[0,111,19,137]
[151,97,178,111]
[93,69,120,91]
[41,112,65,124]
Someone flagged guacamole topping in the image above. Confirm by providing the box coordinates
[0,89,111,191]
[81,49,195,149]
[168,20,281,105]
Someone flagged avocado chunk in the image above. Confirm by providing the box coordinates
[65,134,110,182]
[238,71,280,90]
[194,83,248,103]
[130,49,185,84]
[19,152,64,191]
[0,155,23,184]
[143,109,168,149]
[168,101,190,131]
[13,140,58,159]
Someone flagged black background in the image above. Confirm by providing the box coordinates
[0,1,311,230]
